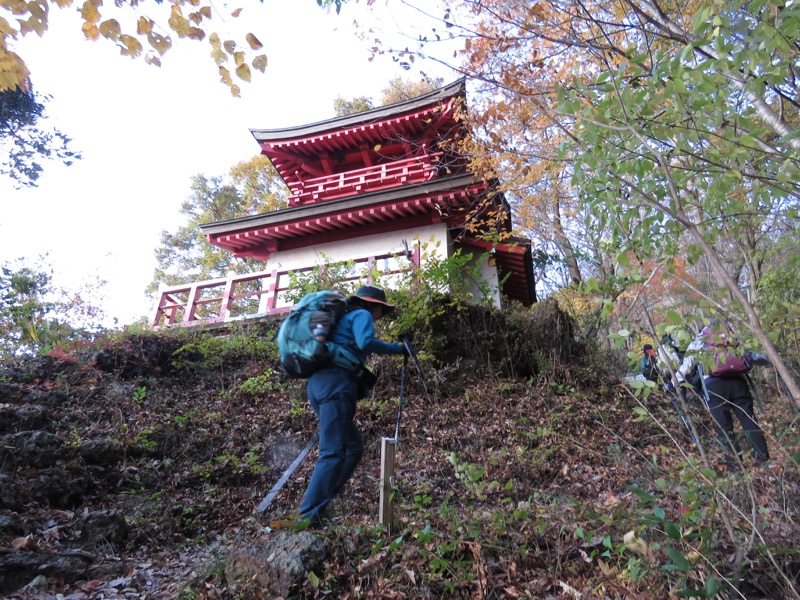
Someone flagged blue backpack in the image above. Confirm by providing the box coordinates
[277,290,361,378]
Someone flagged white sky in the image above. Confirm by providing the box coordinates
[0,0,457,326]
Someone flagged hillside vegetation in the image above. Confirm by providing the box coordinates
[1,299,798,599]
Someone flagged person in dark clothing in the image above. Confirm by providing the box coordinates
[297,285,404,527]
[704,375,769,468]
[676,326,769,469]
[640,344,659,382]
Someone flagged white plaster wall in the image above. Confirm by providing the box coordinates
[266,223,450,308]
[263,222,503,310]
[454,243,503,309]
[267,222,449,272]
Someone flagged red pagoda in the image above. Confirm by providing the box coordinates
[152,79,535,327]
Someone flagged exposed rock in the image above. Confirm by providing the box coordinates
[0,515,28,537]
[0,383,23,402]
[0,403,50,433]
[79,439,125,466]
[225,531,326,598]
[0,474,23,511]
[74,510,129,551]
[0,549,93,594]
[27,468,89,508]
[0,431,68,471]
[0,366,25,382]
[22,389,69,406]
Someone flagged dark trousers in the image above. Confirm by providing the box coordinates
[298,367,363,524]
[704,376,769,467]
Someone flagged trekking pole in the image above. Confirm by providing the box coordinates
[380,339,424,531]
[402,338,428,387]
[256,432,319,513]
[393,352,408,443]
[380,352,408,531]
[745,373,766,414]
[665,386,700,451]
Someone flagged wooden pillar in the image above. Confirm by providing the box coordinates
[378,437,396,532]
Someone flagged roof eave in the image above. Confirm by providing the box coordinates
[249,78,466,143]
[199,173,479,236]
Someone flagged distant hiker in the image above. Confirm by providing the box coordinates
[676,323,769,469]
[297,285,405,528]
[656,336,682,386]
[660,334,684,362]
[640,344,660,382]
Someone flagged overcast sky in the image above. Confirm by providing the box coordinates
[0,0,456,326]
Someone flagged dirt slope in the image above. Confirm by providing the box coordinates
[1,303,798,599]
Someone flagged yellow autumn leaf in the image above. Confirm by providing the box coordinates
[218,65,232,85]
[2,0,25,15]
[233,50,244,66]
[137,16,153,35]
[52,0,72,7]
[230,83,241,97]
[199,6,211,19]
[235,62,250,82]
[25,0,48,34]
[210,33,226,65]
[147,31,172,55]
[251,54,267,72]
[99,19,121,40]
[81,0,101,24]
[231,7,242,17]
[187,26,204,41]
[223,40,235,54]
[0,50,30,92]
[245,32,262,50]
[81,21,99,41]
[168,5,190,37]
[144,54,161,66]
[0,16,15,36]
[189,11,202,25]
[119,34,142,58]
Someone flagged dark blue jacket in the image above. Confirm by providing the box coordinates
[309,307,402,401]
[328,307,403,363]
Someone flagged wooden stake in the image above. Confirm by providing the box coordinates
[379,437,396,532]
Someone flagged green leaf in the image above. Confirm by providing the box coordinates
[706,574,720,595]
[664,546,691,571]
[664,521,681,540]
[666,310,682,324]
[628,485,656,502]
[308,571,320,587]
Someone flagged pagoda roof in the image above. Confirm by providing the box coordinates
[250,79,467,191]
[250,78,466,144]
[199,172,490,259]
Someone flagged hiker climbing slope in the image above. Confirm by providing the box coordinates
[676,322,769,470]
[298,285,405,528]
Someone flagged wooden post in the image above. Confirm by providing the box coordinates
[378,437,396,532]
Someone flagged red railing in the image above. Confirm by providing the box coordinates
[288,153,442,206]
[151,248,420,328]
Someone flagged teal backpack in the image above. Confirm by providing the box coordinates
[277,290,361,378]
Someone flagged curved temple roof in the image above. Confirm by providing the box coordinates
[201,77,536,306]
